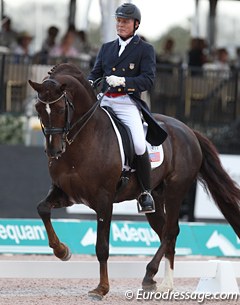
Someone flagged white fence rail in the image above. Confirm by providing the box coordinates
[0,260,239,293]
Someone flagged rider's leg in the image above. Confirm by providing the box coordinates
[104,95,155,213]
[135,149,155,213]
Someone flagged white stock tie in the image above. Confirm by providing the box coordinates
[118,40,127,56]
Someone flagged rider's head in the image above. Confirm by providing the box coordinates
[115,3,141,40]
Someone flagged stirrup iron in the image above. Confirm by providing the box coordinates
[137,191,155,214]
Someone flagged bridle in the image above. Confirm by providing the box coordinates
[37,78,105,145]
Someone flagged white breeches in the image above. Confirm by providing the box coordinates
[101,95,146,155]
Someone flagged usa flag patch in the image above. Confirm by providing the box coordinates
[149,152,161,162]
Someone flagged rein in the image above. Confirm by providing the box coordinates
[65,94,102,145]
[38,77,108,145]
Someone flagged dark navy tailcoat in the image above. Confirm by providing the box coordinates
[88,35,167,145]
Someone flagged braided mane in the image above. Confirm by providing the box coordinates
[47,63,95,99]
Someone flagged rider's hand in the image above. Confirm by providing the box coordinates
[106,75,125,87]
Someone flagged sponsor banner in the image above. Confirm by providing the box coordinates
[109,222,196,256]
[0,219,239,257]
[0,219,50,254]
[189,223,240,257]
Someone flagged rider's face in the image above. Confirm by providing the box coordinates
[116,17,138,39]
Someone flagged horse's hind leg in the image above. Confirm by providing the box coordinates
[142,190,166,291]
[37,185,72,260]
[144,199,179,292]
[142,183,188,293]
[156,184,190,292]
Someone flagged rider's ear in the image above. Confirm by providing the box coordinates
[135,20,139,30]
[60,84,67,92]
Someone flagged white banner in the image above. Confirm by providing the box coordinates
[194,154,240,220]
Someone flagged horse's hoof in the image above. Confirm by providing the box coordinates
[88,290,103,300]
[142,279,157,291]
[156,283,173,293]
[142,283,157,292]
[54,243,72,261]
[60,243,72,261]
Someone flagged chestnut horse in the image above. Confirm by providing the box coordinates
[29,63,240,299]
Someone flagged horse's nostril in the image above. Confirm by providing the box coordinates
[46,148,63,159]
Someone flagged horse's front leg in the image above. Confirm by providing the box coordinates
[88,203,113,299]
[37,185,72,260]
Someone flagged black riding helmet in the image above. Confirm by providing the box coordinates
[115,3,141,31]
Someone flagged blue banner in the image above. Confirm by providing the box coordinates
[0,219,239,257]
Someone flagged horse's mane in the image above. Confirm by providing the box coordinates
[47,63,94,97]
[48,63,85,83]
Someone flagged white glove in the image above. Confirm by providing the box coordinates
[106,75,125,87]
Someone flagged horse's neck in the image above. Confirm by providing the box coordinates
[73,88,96,114]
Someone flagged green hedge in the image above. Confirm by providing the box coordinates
[0,114,24,144]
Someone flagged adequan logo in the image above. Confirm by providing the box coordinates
[0,224,46,244]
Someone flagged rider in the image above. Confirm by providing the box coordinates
[88,3,167,213]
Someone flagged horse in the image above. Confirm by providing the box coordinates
[28,63,240,299]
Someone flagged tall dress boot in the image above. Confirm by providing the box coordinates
[135,149,155,213]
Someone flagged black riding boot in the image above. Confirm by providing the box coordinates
[135,150,155,214]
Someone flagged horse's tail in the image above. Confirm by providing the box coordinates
[194,130,240,238]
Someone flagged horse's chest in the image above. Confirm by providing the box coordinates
[49,162,80,190]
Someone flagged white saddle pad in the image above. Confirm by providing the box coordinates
[101,107,164,171]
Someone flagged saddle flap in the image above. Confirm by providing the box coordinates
[101,106,164,170]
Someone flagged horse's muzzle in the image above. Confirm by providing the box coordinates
[45,135,66,159]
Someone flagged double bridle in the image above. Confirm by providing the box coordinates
[37,82,102,145]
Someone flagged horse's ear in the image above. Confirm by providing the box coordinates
[60,83,67,92]
[28,80,42,92]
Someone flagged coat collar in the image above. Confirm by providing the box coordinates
[112,35,141,66]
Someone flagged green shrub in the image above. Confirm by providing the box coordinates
[0,114,24,144]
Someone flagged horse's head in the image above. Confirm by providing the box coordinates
[29,78,74,159]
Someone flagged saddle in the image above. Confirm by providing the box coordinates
[102,106,135,168]
[102,106,164,170]
[102,106,164,193]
